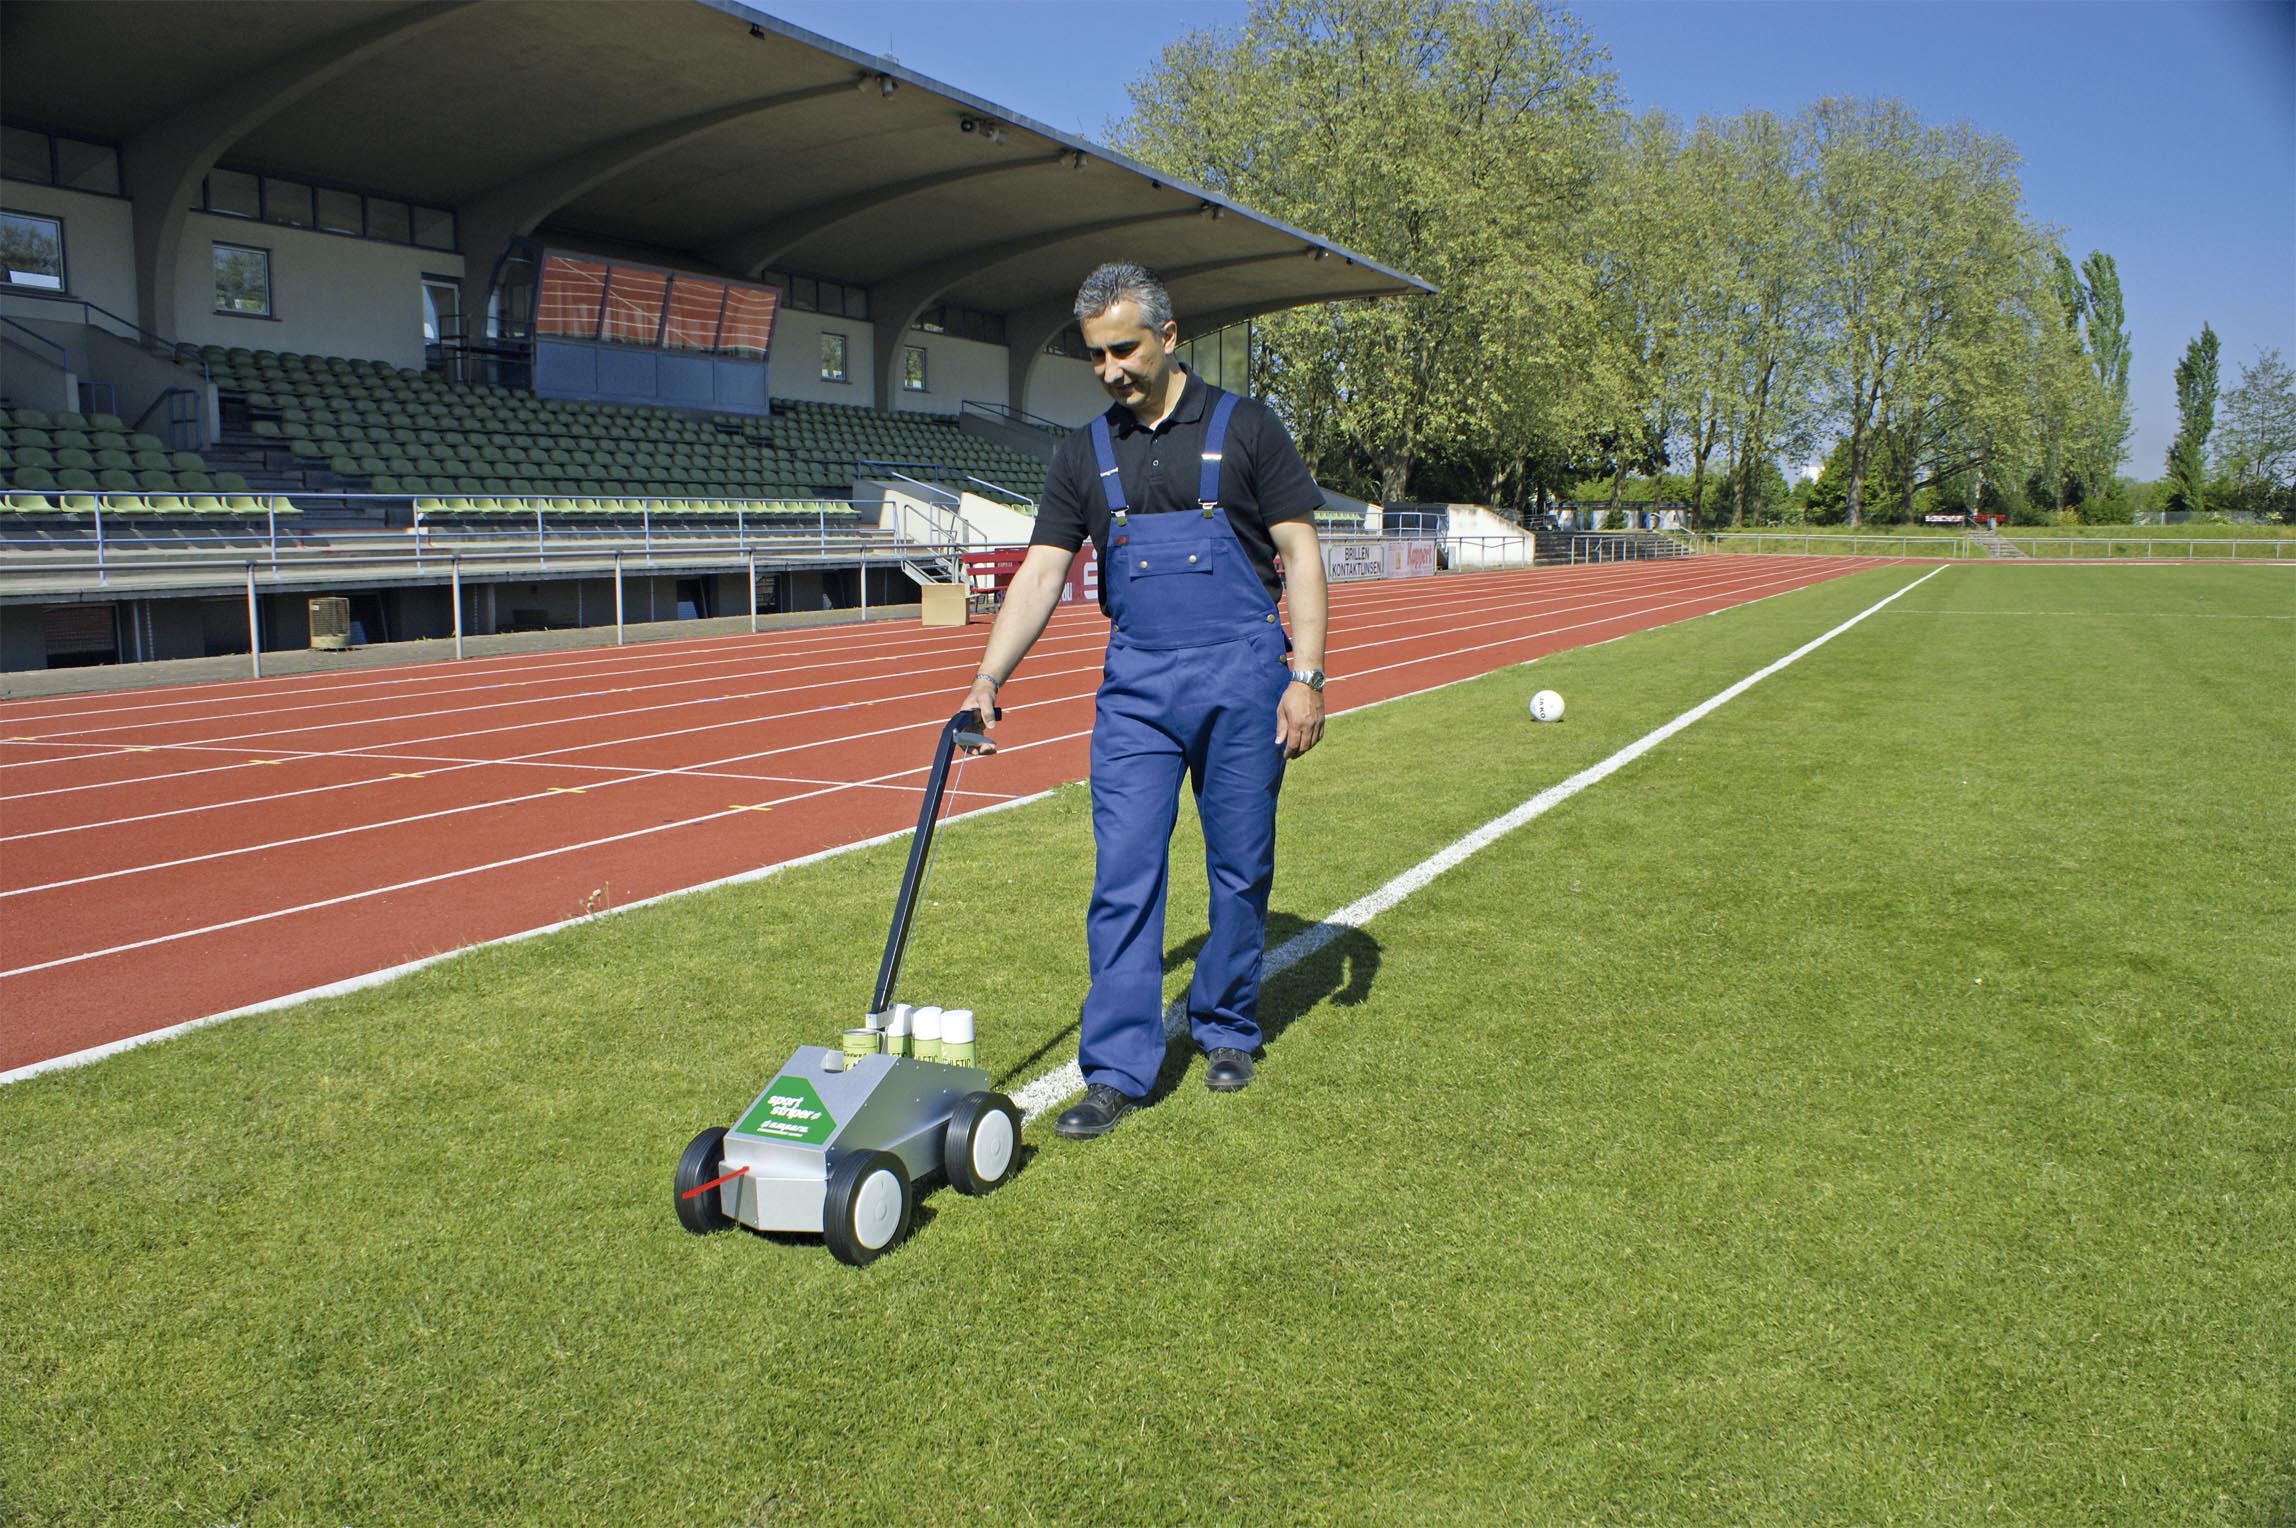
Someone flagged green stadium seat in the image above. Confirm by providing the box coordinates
[4,490,52,512]
[13,466,59,491]
[215,471,249,492]
[186,494,227,514]
[90,413,126,432]
[136,470,175,492]
[15,445,56,469]
[55,448,95,471]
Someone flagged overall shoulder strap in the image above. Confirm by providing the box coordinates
[1089,415,1128,516]
[1198,392,1241,514]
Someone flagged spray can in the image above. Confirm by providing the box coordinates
[911,1006,943,1064]
[939,1009,976,1067]
[841,1027,881,1066]
[883,1005,913,1059]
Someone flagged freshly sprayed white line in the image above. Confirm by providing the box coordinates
[0,788,1057,1086]
[1016,565,1944,1123]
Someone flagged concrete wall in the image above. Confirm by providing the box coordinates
[1,183,139,320]
[1025,355,1107,427]
[891,331,1003,417]
[768,307,876,405]
[171,212,463,368]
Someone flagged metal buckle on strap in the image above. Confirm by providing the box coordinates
[1113,509,1128,524]
[1199,502,1215,516]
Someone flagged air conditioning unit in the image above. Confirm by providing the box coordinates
[308,596,351,651]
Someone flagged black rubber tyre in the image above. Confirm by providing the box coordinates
[942,1091,1022,1196]
[822,1149,911,1267]
[673,1126,733,1234]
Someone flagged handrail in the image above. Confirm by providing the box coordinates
[1,316,69,371]
[2,292,209,384]
[960,471,1036,510]
[960,398,1067,434]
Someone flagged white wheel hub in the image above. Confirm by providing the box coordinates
[852,1168,904,1249]
[971,1110,1015,1181]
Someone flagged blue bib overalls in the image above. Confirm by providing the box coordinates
[1079,395,1293,1098]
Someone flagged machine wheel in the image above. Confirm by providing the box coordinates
[822,1149,912,1266]
[673,1126,733,1234]
[942,1091,1021,1196]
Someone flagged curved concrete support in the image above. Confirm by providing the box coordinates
[123,1,480,340]
[455,79,862,327]
[706,154,1069,280]
[869,208,1196,410]
[1003,298,1078,418]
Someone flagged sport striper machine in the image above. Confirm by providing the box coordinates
[672,709,1021,1265]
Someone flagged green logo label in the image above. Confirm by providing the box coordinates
[733,1077,837,1144]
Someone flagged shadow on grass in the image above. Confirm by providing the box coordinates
[992,911,1382,1104]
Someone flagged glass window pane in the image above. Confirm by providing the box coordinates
[411,205,454,251]
[717,286,777,358]
[316,187,363,236]
[915,306,945,335]
[367,198,410,244]
[843,284,869,321]
[820,332,848,383]
[662,276,726,351]
[208,168,260,218]
[213,243,270,315]
[791,276,818,312]
[599,265,668,346]
[3,126,50,183]
[2,212,67,290]
[55,138,118,196]
[535,253,607,340]
[902,346,927,392]
[263,178,313,228]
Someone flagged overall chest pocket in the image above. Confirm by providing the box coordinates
[1126,536,1217,578]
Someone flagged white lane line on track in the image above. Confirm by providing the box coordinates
[2,561,1918,1085]
[2,558,1850,819]
[0,786,1064,1086]
[1008,564,1944,1123]
[1,559,1859,879]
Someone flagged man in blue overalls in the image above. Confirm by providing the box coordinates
[961,263,1329,1139]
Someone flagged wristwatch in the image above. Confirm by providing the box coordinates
[1288,668,1325,692]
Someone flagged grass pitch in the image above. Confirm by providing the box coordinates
[3,563,2290,1526]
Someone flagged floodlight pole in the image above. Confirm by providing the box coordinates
[245,563,262,679]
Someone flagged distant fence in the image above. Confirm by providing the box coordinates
[1699,533,2296,562]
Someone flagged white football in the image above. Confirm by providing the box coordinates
[1529,689,1565,723]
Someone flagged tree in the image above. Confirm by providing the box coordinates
[2163,322,2220,515]
[2076,251,2133,491]
[2215,348,2296,520]
[1115,0,1617,503]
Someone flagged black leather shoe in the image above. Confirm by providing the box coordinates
[1205,1047,1256,1092]
[1055,1083,1140,1139]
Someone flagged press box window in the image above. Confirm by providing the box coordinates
[213,242,271,316]
[820,332,849,384]
[207,168,261,219]
[1,211,67,291]
[902,346,928,393]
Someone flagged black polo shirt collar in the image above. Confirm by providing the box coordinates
[1106,365,1210,438]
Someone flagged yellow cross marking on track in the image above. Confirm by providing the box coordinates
[728,803,772,812]
[391,772,427,779]
[249,759,284,766]
[121,746,154,752]
[548,786,586,794]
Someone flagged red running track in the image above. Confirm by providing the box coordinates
[0,556,1896,1072]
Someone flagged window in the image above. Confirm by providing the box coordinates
[717,285,777,358]
[1,210,66,291]
[207,168,260,219]
[53,139,119,196]
[1,127,47,183]
[316,186,363,236]
[366,199,411,244]
[820,332,848,384]
[600,266,668,346]
[213,242,271,316]
[764,268,869,321]
[535,254,608,340]
[2,126,120,194]
[262,177,313,229]
[662,275,728,351]
[410,205,455,252]
[902,345,928,393]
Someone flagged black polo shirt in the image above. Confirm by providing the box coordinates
[1031,368,1325,610]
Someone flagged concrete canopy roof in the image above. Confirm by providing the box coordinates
[2,0,1429,361]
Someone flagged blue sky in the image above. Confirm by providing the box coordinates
[766,0,2296,477]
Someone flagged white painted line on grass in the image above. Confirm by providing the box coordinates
[1011,565,1945,1123]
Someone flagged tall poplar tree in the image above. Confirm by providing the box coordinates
[2164,322,2220,515]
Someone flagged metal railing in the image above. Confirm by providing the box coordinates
[1697,532,2296,561]
[2,316,70,373]
[960,398,1068,434]
[2,292,210,385]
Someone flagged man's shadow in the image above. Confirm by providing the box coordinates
[993,911,1382,1104]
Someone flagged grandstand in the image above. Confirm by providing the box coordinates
[0,0,1427,672]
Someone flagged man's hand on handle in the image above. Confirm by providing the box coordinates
[960,675,1002,753]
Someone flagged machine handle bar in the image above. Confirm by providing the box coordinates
[869,708,997,1016]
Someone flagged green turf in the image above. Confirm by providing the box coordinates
[3,564,2290,1525]
[1705,524,2296,562]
